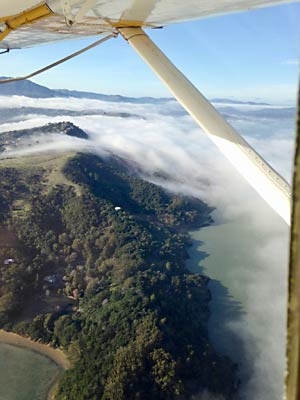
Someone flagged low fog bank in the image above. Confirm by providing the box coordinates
[0,95,294,183]
[0,95,295,400]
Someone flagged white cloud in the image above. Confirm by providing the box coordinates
[282,58,299,66]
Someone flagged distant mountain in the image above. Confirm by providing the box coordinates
[0,78,273,107]
[218,105,296,120]
[0,78,170,104]
[212,98,271,106]
[0,78,56,98]
[54,88,171,104]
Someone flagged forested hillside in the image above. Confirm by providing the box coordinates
[0,150,237,399]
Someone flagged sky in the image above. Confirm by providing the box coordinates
[1,1,300,103]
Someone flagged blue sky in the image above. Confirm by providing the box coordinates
[1,2,300,104]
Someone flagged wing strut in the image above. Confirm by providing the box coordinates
[286,86,300,400]
[118,27,291,225]
[0,34,115,84]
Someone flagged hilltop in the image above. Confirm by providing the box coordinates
[0,121,88,154]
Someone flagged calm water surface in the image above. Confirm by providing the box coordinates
[0,342,61,400]
[187,217,256,358]
[187,213,288,400]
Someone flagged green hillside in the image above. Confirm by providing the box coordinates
[0,150,237,400]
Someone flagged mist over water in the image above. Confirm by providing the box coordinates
[0,94,295,399]
[188,208,289,400]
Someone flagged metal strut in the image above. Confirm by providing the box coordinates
[285,82,300,400]
[118,27,291,225]
[0,34,116,84]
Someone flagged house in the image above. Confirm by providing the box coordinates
[4,258,14,265]
[114,206,121,211]
[44,275,56,284]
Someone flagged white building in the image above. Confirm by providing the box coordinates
[4,258,14,265]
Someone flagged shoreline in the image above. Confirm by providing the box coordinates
[0,329,70,369]
[0,329,71,400]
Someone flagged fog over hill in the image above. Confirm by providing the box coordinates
[0,81,296,400]
[0,80,294,183]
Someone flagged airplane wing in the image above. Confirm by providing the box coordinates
[0,0,295,49]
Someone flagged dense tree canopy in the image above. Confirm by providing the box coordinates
[0,152,237,399]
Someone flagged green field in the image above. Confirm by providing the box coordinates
[0,343,61,400]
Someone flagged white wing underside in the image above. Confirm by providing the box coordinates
[0,0,294,49]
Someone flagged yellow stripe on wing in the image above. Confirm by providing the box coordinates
[0,3,53,43]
